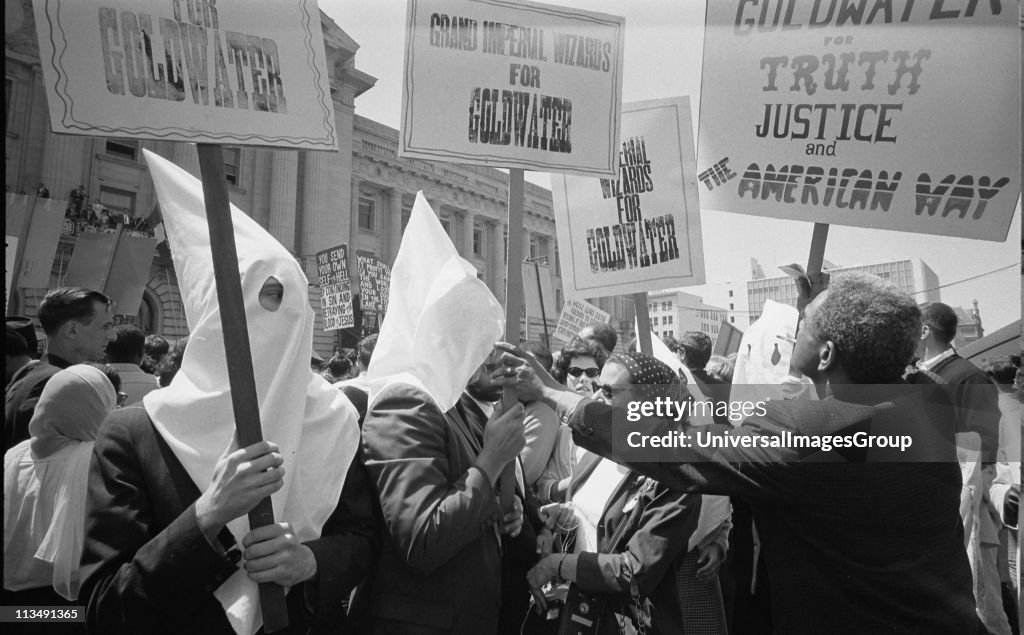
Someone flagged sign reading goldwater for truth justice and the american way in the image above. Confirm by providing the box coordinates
[32,0,337,149]
[697,0,1019,241]
[553,98,706,299]
[400,0,624,178]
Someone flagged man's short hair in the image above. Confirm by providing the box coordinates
[921,302,958,345]
[519,341,554,373]
[678,331,713,370]
[327,355,352,378]
[985,360,1018,387]
[37,287,111,335]
[84,361,121,392]
[579,322,617,353]
[144,334,170,360]
[358,334,379,369]
[106,325,146,363]
[6,328,28,357]
[6,317,38,357]
[808,273,921,384]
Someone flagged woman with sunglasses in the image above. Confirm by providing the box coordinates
[4,364,118,613]
[529,352,725,634]
[552,337,608,395]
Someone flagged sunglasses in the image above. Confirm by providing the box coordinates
[567,367,600,378]
[596,384,629,399]
[116,392,128,406]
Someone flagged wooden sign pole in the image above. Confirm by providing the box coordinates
[806,223,830,277]
[196,144,289,632]
[500,168,526,512]
[533,259,552,350]
[632,292,653,356]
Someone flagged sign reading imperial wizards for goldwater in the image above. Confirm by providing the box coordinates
[32,0,337,149]
[553,97,706,299]
[697,0,1019,242]
[400,0,624,178]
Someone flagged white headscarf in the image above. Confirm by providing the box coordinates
[141,149,359,635]
[4,364,116,599]
[367,192,504,413]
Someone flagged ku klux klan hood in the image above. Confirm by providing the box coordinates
[367,192,504,413]
[141,149,359,635]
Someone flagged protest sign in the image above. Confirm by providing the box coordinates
[697,0,1019,242]
[553,97,706,299]
[32,0,337,149]
[315,245,355,331]
[400,0,624,177]
[713,320,743,357]
[552,297,610,343]
[357,254,392,314]
[522,261,556,322]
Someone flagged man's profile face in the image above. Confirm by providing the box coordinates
[791,291,827,381]
[466,354,504,403]
[78,301,116,361]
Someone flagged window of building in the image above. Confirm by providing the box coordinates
[529,238,539,260]
[652,317,658,326]
[730,316,735,324]
[358,195,375,231]
[666,315,673,325]
[556,288,562,310]
[440,216,452,236]
[222,147,240,185]
[99,186,137,217]
[473,226,483,256]
[729,290,734,297]
[554,247,561,276]
[105,139,139,161]
[729,303,734,310]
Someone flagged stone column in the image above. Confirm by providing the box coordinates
[172,143,201,179]
[458,211,475,258]
[268,150,298,252]
[388,189,404,263]
[301,150,339,258]
[522,228,532,262]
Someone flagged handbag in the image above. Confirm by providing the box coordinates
[556,474,654,635]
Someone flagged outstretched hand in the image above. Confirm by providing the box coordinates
[489,342,564,403]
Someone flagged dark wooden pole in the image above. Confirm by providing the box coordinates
[196,144,289,632]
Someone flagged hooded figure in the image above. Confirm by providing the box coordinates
[78,150,369,635]
[4,364,116,602]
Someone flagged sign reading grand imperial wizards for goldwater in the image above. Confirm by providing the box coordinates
[697,0,1019,242]
[32,0,337,149]
[401,0,624,178]
[553,98,706,299]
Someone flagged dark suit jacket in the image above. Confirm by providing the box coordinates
[929,353,1001,461]
[572,455,701,635]
[453,394,540,634]
[564,381,983,635]
[4,354,72,452]
[360,384,503,634]
[79,406,379,634]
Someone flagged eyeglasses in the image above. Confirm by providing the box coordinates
[566,367,600,378]
[116,392,128,407]
[597,384,629,399]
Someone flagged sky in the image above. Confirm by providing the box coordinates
[320,0,1021,332]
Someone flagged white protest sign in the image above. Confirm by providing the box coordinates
[316,245,355,330]
[32,0,337,149]
[553,97,706,299]
[552,297,610,343]
[400,0,624,177]
[522,261,556,321]
[5,236,18,313]
[697,1,1019,242]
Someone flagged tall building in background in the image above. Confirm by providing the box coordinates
[747,258,941,322]
[4,9,632,354]
[646,290,727,342]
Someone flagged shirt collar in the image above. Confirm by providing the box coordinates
[468,394,495,419]
[919,348,955,371]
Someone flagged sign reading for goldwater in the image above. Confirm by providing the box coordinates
[400,0,624,177]
[697,0,1019,242]
[553,98,706,299]
[32,0,337,149]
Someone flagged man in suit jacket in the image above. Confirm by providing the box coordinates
[4,287,115,452]
[919,302,1001,462]
[677,331,731,426]
[360,380,526,634]
[496,273,984,635]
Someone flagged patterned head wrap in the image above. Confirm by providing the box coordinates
[606,352,683,402]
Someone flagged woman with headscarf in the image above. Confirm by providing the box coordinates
[4,364,116,606]
[528,352,726,634]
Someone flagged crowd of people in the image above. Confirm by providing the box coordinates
[7,181,155,237]
[3,273,1020,634]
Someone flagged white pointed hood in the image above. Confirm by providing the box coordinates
[141,149,359,634]
[367,192,504,412]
